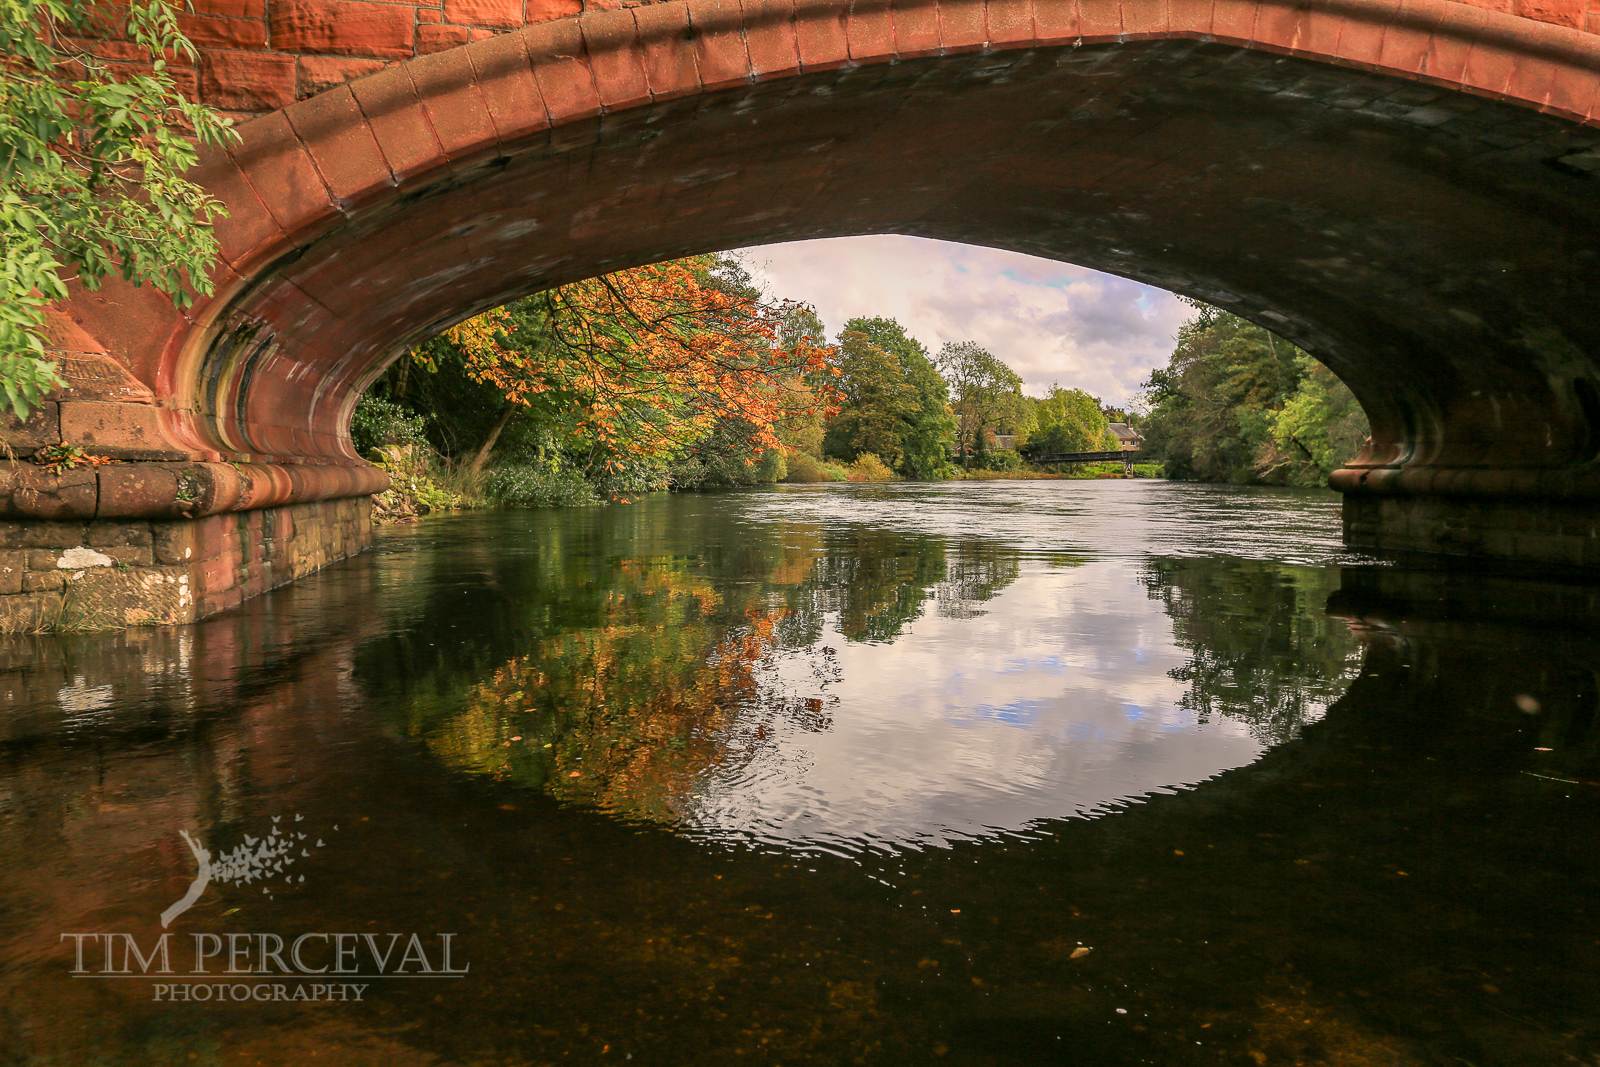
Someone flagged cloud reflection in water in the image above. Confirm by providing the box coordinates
[688,560,1282,854]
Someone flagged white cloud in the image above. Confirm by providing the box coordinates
[736,235,1191,406]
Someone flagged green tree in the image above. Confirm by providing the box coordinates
[823,329,918,467]
[770,304,830,459]
[841,316,955,479]
[1028,385,1117,455]
[1,0,235,418]
[935,341,1030,468]
[1138,302,1369,484]
[1139,305,1307,482]
[1262,355,1371,485]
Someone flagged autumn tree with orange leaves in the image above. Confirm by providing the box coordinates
[398,255,837,494]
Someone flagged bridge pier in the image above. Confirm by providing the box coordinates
[0,335,386,632]
[0,496,372,632]
[1332,465,1600,568]
[1340,491,1600,569]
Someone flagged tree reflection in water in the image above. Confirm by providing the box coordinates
[10,494,1597,1066]
[401,512,1360,839]
[1143,556,1363,746]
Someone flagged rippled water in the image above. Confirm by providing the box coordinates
[2,480,1597,1066]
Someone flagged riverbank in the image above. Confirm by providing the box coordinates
[368,448,1168,525]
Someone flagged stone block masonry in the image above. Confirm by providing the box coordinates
[1343,493,1600,568]
[0,497,371,633]
[58,0,1600,120]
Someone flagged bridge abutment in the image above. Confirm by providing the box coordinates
[1342,492,1600,568]
[0,496,372,633]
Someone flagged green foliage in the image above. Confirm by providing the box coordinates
[1263,356,1371,485]
[350,394,430,455]
[371,446,461,519]
[485,465,602,508]
[982,448,1024,472]
[1138,304,1369,485]
[837,317,955,479]
[823,329,919,467]
[671,445,787,489]
[936,340,1031,468]
[31,441,110,474]
[1,0,236,418]
[781,452,847,483]
[1028,385,1117,454]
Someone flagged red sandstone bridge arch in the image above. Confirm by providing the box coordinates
[11,0,1600,630]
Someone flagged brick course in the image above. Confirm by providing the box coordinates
[63,0,1600,116]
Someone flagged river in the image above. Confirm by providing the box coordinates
[1,480,1596,1066]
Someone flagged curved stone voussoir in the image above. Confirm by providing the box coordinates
[346,62,452,184]
[189,139,294,278]
[227,112,345,251]
[744,0,804,79]
[284,85,400,215]
[633,1,706,99]
[466,29,554,145]
[528,16,605,125]
[581,8,653,110]
[687,0,754,90]
[408,45,504,170]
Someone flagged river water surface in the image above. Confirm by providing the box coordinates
[2,481,1597,1065]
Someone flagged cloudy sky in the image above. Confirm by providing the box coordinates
[737,235,1191,407]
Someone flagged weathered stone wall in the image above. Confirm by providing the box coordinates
[60,0,1600,119]
[0,496,371,633]
[1343,493,1600,567]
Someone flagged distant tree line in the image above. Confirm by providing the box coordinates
[350,271,1373,515]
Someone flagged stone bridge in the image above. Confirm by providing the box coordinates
[7,0,1600,628]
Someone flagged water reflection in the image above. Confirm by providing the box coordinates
[1144,556,1364,746]
[367,498,1360,854]
[2,484,1598,1066]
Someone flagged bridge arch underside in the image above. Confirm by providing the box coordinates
[42,6,1600,573]
[218,39,1600,475]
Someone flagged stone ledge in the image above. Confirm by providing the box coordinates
[1343,492,1600,567]
[1331,465,1600,500]
[0,460,389,521]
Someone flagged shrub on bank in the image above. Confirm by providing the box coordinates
[486,466,601,507]
[984,448,1025,472]
[782,453,848,483]
[672,448,787,488]
[371,445,460,522]
[351,395,429,455]
[846,453,896,482]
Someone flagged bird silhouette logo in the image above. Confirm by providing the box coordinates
[162,815,337,927]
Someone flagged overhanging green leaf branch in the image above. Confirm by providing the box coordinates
[0,0,237,421]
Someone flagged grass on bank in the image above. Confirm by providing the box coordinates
[367,444,1168,523]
